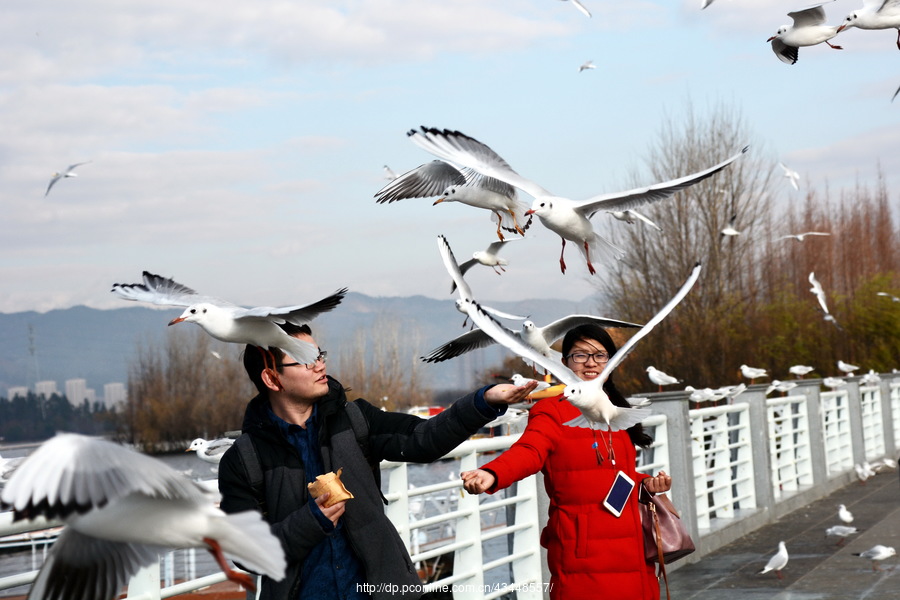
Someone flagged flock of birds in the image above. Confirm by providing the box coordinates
[759,485,898,580]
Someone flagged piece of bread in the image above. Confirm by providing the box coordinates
[527,384,566,400]
[307,468,354,507]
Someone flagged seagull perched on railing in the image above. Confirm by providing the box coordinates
[837,360,860,374]
[789,364,815,378]
[740,364,768,383]
[407,126,746,275]
[436,234,701,431]
[0,434,286,600]
[823,376,846,389]
[766,380,798,395]
[111,271,346,365]
[646,366,681,391]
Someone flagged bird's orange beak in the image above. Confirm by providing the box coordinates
[433,197,445,205]
[168,316,186,326]
[836,25,846,33]
[524,209,535,215]
[766,36,776,42]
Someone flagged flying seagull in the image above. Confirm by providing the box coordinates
[111,271,346,365]
[45,161,91,196]
[562,0,592,18]
[779,163,801,190]
[836,0,900,50]
[578,60,597,72]
[438,234,701,431]
[0,433,286,600]
[607,209,663,231]
[768,2,843,65]
[374,159,532,240]
[450,239,519,293]
[777,231,830,241]
[408,126,746,275]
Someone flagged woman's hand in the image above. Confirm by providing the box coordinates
[642,470,672,494]
[460,469,496,495]
[484,382,538,406]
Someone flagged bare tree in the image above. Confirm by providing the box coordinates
[337,315,432,411]
[123,329,251,451]
[597,102,777,389]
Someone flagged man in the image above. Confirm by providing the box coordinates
[218,324,536,600]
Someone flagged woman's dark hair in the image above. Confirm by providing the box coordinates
[242,323,313,395]
[561,324,653,448]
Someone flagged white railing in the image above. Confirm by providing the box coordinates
[820,389,854,477]
[2,372,899,598]
[766,394,813,500]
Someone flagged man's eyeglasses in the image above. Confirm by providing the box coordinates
[281,350,327,370]
[565,352,610,364]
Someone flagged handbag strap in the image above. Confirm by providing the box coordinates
[650,500,671,600]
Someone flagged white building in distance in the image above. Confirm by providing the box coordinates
[103,382,127,408]
[34,380,58,398]
[6,386,28,400]
[65,379,97,406]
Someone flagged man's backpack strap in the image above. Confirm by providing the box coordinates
[235,433,267,516]
[344,399,388,505]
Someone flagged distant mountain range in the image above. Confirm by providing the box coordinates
[0,292,602,398]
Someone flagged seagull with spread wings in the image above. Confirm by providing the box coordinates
[374,159,532,240]
[408,126,745,275]
[768,2,843,65]
[111,271,346,365]
[45,161,91,196]
[0,434,285,600]
[437,234,701,430]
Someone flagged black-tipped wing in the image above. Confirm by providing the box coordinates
[374,160,465,203]
[239,288,347,325]
[538,314,642,344]
[110,271,225,307]
[421,328,498,363]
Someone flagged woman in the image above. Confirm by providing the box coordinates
[460,324,671,600]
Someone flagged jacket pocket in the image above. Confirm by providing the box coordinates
[575,512,588,558]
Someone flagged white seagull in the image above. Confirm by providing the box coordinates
[383,165,398,180]
[374,159,532,240]
[740,364,768,382]
[646,366,681,391]
[837,0,900,50]
[720,214,741,237]
[408,126,746,275]
[789,364,815,378]
[768,2,844,65]
[607,209,663,232]
[779,162,801,190]
[778,231,830,242]
[562,0,591,18]
[823,376,846,389]
[854,462,876,483]
[578,60,596,72]
[853,545,897,571]
[111,271,346,365]
[766,380,798,395]
[511,373,552,393]
[871,456,897,471]
[876,291,900,302]
[837,360,860,374]
[808,272,831,314]
[825,525,859,545]
[439,236,701,431]
[838,504,854,523]
[45,161,91,197]
[759,541,789,578]
[0,434,286,600]
[187,437,235,464]
[451,239,519,293]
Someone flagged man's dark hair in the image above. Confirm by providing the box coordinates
[242,323,313,394]
[560,324,653,448]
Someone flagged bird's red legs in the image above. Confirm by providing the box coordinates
[776,570,783,579]
[204,537,256,591]
[492,265,506,275]
[255,346,283,391]
[826,41,842,50]
[583,241,596,275]
[493,215,506,241]
[506,208,527,236]
[559,239,567,274]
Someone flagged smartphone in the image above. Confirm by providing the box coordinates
[603,470,636,517]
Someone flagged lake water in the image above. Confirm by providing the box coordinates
[0,442,515,597]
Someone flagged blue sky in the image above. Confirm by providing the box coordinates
[2,0,898,314]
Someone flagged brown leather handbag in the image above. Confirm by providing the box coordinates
[640,492,695,600]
